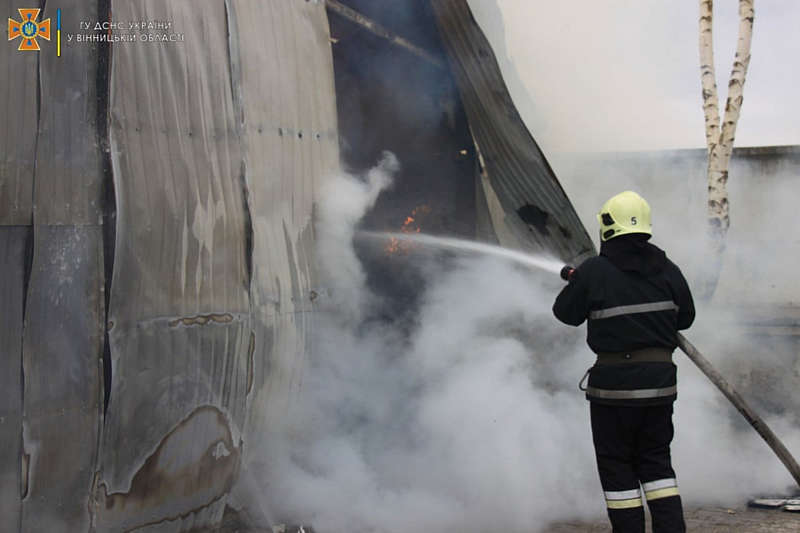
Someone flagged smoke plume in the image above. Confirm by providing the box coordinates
[252,151,800,532]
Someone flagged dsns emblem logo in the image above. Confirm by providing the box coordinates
[8,8,51,51]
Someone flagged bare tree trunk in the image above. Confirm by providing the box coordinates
[698,0,754,299]
[699,1,720,155]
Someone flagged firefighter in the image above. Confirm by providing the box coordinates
[553,191,695,533]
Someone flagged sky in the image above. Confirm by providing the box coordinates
[467,0,800,153]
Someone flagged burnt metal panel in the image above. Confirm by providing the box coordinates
[20,226,104,532]
[226,1,339,521]
[95,323,248,532]
[17,2,107,530]
[241,311,313,460]
[97,0,251,530]
[33,2,105,226]
[0,227,27,530]
[231,0,339,316]
[0,0,37,225]
[105,0,249,326]
[430,0,596,263]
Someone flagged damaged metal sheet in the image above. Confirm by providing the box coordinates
[226,0,341,524]
[98,0,251,530]
[95,379,245,531]
[21,226,105,532]
[226,311,316,528]
[105,1,249,325]
[0,227,27,530]
[18,1,107,530]
[0,0,37,225]
[430,0,596,263]
[228,0,338,317]
[95,325,249,532]
[225,0,339,521]
[32,2,106,227]
[245,311,313,441]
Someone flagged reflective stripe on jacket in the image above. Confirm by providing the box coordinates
[553,240,694,406]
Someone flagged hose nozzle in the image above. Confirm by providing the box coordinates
[560,265,576,282]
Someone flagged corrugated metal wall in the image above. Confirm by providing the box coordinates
[0,3,36,529]
[3,1,107,530]
[1,0,592,529]
[430,0,596,264]
[0,1,36,227]
[0,228,26,531]
[96,1,251,530]
[1,0,339,530]
[230,0,339,469]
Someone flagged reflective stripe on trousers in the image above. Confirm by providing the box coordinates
[604,488,643,509]
[604,478,679,510]
[589,300,679,319]
[586,384,677,400]
[642,477,680,501]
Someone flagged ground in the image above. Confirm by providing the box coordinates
[544,505,800,532]
[216,505,800,532]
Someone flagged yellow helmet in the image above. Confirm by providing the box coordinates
[597,191,652,242]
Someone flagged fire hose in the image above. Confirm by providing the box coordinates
[560,266,800,488]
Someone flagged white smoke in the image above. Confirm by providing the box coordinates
[252,155,602,531]
[315,151,398,324]
[253,152,800,532]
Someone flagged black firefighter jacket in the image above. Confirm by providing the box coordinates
[553,236,695,406]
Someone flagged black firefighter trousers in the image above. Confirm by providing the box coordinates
[590,403,685,533]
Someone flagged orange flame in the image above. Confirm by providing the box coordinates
[385,205,431,255]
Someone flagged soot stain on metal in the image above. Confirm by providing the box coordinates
[21,451,30,499]
[96,406,240,530]
[247,331,255,395]
[168,313,235,328]
[283,221,302,304]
